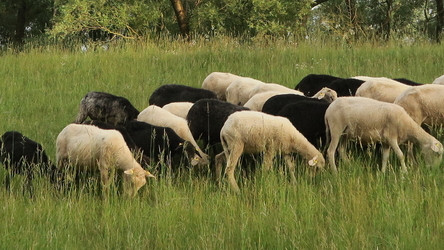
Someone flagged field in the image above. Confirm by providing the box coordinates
[1,39,444,248]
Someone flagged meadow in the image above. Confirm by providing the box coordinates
[1,39,444,248]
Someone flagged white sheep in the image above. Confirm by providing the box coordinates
[243,91,283,111]
[311,87,338,103]
[218,111,325,192]
[162,102,194,119]
[355,77,411,103]
[432,75,444,85]
[56,124,155,197]
[394,84,444,126]
[248,83,304,100]
[325,97,443,173]
[137,105,209,165]
[225,77,265,106]
[202,72,244,100]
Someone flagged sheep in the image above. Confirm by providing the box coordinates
[432,75,444,85]
[262,88,336,116]
[394,84,444,126]
[247,83,304,100]
[393,78,423,86]
[243,91,284,111]
[276,100,331,148]
[295,74,343,96]
[162,102,194,119]
[75,91,139,125]
[56,124,155,197]
[137,105,209,166]
[202,72,244,100]
[83,120,196,170]
[187,99,249,149]
[325,97,444,173]
[328,78,365,96]
[355,77,413,103]
[225,77,265,106]
[219,111,325,192]
[148,84,217,107]
[0,131,60,195]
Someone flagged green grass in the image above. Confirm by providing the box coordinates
[1,40,444,248]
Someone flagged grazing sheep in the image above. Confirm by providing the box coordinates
[295,74,343,96]
[248,83,304,100]
[276,101,331,148]
[311,87,338,103]
[187,99,249,148]
[244,91,284,111]
[148,84,217,107]
[84,120,196,170]
[325,97,444,172]
[137,105,209,166]
[328,78,365,96]
[355,77,413,103]
[394,84,444,126]
[219,111,325,192]
[56,124,155,197]
[75,91,139,125]
[393,78,423,86]
[162,102,194,119]
[225,77,265,106]
[0,131,60,195]
[432,75,444,85]
[202,72,244,100]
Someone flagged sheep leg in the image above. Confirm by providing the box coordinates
[327,134,341,172]
[74,105,88,123]
[99,168,111,197]
[381,144,391,173]
[4,171,11,194]
[388,140,407,173]
[225,143,243,193]
[263,151,274,171]
[214,152,225,182]
[284,155,296,184]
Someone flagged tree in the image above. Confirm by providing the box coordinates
[170,0,189,38]
[436,0,444,41]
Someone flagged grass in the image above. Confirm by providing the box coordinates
[1,39,444,248]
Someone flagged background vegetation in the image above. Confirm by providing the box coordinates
[1,0,444,49]
[1,39,444,248]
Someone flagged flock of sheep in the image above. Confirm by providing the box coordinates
[1,72,444,196]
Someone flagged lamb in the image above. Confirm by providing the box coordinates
[432,75,444,85]
[75,91,139,125]
[247,83,304,100]
[187,99,249,149]
[325,97,444,172]
[219,111,325,192]
[225,77,265,106]
[84,120,196,170]
[394,84,444,126]
[202,72,244,100]
[295,74,343,96]
[56,124,155,197]
[0,131,60,195]
[148,84,217,107]
[137,105,209,166]
[355,77,413,103]
[162,102,194,119]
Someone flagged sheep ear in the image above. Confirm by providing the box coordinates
[431,142,443,153]
[308,156,318,166]
[145,170,155,179]
[124,169,134,176]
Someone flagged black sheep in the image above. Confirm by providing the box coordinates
[149,84,217,107]
[328,78,365,96]
[186,99,249,148]
[295,74,343,96]
[276,101,330,148]
[75,91,139,125]
[262,94,324,116]
[0,131,60,195]
[393,78,423,86]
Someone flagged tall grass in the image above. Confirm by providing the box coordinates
[1,40,444,248]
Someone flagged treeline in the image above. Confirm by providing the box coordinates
[1,0,443,48]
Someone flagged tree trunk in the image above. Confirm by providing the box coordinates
[436,0,444,42]
[14,0,26,46]
[170,0,190,39]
